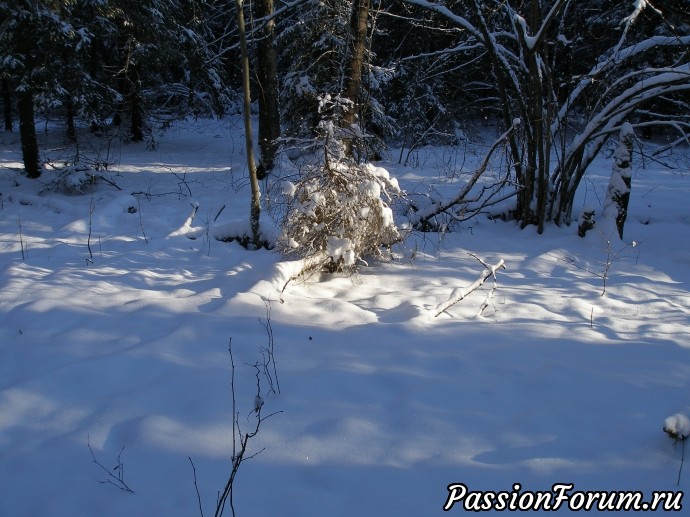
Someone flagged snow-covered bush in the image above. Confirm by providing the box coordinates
[664,412,689,486]
[664,413,690,442]
[46,163,101,194]
[278,157,401,273]
[278,97,401,273]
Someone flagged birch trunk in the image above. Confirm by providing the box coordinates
[236,0,262,247]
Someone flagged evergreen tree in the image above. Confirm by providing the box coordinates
[278,0,353,139]
[0,0,85,177]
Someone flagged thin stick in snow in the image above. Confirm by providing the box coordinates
[87,436,134,493]
[137,196,149,244]
[87,196,95,265]
[18,215,26,260]
[435,258,506,317]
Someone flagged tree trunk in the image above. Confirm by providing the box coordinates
[2,77,12,132]
[18,89,41,178]
[130,73,144,142]
[254,0,280,178]
[604,123,634,239]
[66,94,77,143]
[236,0,261,247]
[342,0,370,156]
[470,0,524,214]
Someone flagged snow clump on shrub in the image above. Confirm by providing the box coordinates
[664,413,690,441]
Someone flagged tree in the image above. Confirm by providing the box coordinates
[0,0,83,177]
[603,123,635,239]
[98,0,235,140]
[2,76,11,131]
[277,0,353,138]
[278,95,400,274]
[341,0,370,156]
[254,0,281,176]
[17,88,39,178]
[236,0,262,247]
[397,0,690,231]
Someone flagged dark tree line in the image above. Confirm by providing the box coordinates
[1,0,688,232]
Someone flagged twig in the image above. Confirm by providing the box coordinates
[547,234,637,297]
[100,176,123,191]
[411,123,518,229]
[215,338,282,517]
[189,457,204,517]
[259,300,280,395]
[213,205,226,223]
[87,196,95,264]
[18,215,26,260]
[131,190,184,199]
[137,196,149,244]
[679,439,686,487]
[87,436,134,493]
[171,170,193,198]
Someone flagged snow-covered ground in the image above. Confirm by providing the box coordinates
[1,119,689,515]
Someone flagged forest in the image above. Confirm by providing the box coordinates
[2,1,689,240]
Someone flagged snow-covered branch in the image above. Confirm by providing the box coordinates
[513,0,567,52]
[435,258,506,317]
[551,35,690,138]
[398,0,483,41]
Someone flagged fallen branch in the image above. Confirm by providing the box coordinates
[100,175,123,191]
[279,254,330,302]
[87,436,134,493]
[435,257,506,317]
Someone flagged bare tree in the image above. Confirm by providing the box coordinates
[398,0,690,231]
[236,0,262,247]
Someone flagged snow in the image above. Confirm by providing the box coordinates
[359,179,381,199]
[664,414,690,440]
[1,119,690,516]
[326,236,355,266]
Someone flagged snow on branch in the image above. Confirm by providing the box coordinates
[434,256,506,318]
[513,0,567,51]
[552,35,690,137]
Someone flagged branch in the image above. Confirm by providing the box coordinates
[87,436,134,493]
[411,122,517,228]
[189,457,204,517]
[214,338,283,517]
[435,258,506,317]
